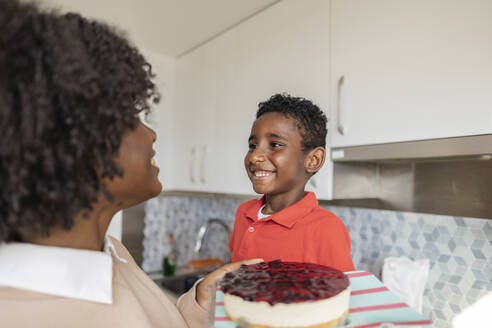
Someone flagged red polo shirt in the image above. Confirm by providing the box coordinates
[229,192,355,272]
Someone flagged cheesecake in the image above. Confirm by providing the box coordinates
[220,260,350,328]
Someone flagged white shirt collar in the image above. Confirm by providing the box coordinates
[0,236,126,304]
[257,205,271,221]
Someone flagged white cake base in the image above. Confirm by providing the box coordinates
[223,287,350,328]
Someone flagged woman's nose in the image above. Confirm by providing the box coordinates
[150,128,157,142]
[140,121,157,142]
[145,124,157,142]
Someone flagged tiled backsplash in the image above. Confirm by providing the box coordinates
[143,195,241,269]
[143,194,492,328]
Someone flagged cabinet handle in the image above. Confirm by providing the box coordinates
[337,75,346,135]
[200,145,207,184]
[190,146,196,184]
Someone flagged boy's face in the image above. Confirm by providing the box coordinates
[244,112,310,196]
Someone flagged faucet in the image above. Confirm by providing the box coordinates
[193,218,232,261]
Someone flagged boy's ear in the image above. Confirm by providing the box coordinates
[304,146,326,174]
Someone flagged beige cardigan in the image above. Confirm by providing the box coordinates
[0,238,207,328]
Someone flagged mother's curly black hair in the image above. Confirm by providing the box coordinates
[0,0,159,242]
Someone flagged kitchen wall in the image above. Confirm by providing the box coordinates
[143,194,492,328]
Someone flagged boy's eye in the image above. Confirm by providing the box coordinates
[248,143,256,150]
[270,142,283,148]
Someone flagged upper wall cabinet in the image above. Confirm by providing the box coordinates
[330,0,492,148]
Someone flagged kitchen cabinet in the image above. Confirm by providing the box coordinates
[174,20,252,195]
[330,0,492,148]
[173,0,334,199]
[173,42,218,192]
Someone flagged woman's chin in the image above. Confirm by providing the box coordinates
[131,180,163,205]
[149,180,163,197]
[124,183,162,208]
[155,182,163,195]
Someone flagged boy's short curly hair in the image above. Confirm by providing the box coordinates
[0,0,159,242]
[256,93,327,150]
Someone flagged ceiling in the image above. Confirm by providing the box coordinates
[41,0,280,57]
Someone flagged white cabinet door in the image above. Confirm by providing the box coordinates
[193,42,218,192]
[331,0,492,148]
[173,45,217,191]
[173,52,198,190]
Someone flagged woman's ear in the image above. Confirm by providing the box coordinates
[305,146,326,174]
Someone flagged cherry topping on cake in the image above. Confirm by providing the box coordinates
[220,260,349,305]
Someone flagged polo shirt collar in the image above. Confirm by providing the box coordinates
[246,192,318,228]
[0,237,126,304]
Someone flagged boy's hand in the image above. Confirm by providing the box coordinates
[196,258,264,308]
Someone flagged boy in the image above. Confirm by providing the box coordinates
[229,94,355,272]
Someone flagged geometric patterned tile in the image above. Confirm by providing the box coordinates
[454,265,467,276]
[437,233,452,245]
[449,275,462,284]
[484,265,492,281]
[437,225,451,236]
[448,284,462,296]
[471,228,485,240]
[449,303,461,313]
[472,280,488,289]
[472,258,486,269]
[471,268,487,280]
[438,254,451,263]
[448,239,457,252]
[453,226,467,238]
[471,239,485,249]
[324,207,491,328]
[485,221,492,236]
[453,217,466,227]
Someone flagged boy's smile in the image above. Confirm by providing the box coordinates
[252,170,275,179]
[245,112,310,202]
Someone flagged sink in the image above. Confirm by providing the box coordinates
[155,273,206,294]
[151,266,218,295]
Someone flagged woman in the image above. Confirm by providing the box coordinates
[0,1,260,327]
